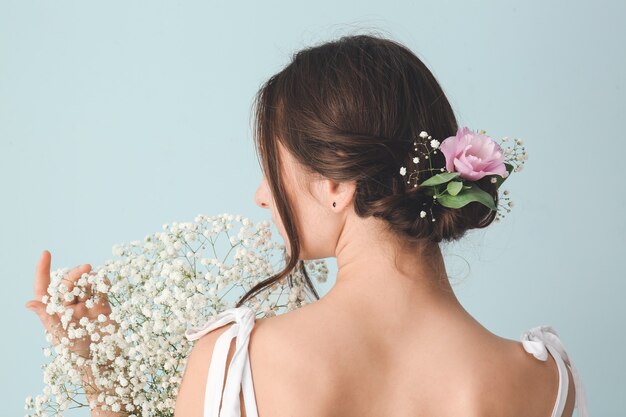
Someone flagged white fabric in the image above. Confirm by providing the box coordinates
[521,325,589,417]
[185,307,589,417]
[185,306,259,417]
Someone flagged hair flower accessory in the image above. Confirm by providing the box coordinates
[399,126,528,222]
[439,126,508,181]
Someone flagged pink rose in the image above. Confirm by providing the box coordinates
[439,126,507,181]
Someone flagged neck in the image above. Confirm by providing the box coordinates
[317,215,469,328]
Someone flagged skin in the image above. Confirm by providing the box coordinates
[26,253,122,417]
[219,141,575,417]
[27,141,576,417]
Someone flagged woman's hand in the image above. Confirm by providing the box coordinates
[25,250,129,416]
[25,250,115,358]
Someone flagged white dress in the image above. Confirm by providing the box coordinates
[185,305,589,417]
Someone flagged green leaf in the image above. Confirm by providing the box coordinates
[446,181,463,196]
[436,183,497,211]
[419,172,460,187]
[490,163,514,189]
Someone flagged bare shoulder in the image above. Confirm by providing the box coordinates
[518,337,577,417]
[173,305,332,417]
[177,304,579,417]
[249,301,347,377]
[174,323,233,417]
[246,304,341,417]
[247,306,570,417]
[476,336,576,417]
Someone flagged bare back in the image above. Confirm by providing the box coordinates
[244,301,576,417]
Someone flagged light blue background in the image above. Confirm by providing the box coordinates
[2,1,624,415]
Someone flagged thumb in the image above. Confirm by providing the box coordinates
[25,300,61,338]
[25,299,44,311]
[25,300,46,320]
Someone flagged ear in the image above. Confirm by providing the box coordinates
[326,178,356,211]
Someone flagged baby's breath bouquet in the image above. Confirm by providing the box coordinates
[25,213,328,417]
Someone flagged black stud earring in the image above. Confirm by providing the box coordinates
[332,202,336,207]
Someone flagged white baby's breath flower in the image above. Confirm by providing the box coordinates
[413,157,419,164]
[399,166,407,176]
[26,213,327,417]
[430,139,440,149]
[112,244,124,257]
[96,280,109,293]
[419,131,428,138]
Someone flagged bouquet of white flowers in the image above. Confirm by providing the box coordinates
[24,213,329,417]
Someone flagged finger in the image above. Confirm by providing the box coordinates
[76,280,92,303]
[76,270,98,303]
[62,264,92,306]
[63,263,92,293]
[90,274,111,302]
[34,250,51,301]
[92,284,112,313]
[25,300,63,345]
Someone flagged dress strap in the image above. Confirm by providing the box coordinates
[521,325,589,417]
[184,306,259,417]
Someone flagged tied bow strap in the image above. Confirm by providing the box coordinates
[521,325,589,417]
[185,306,258,417]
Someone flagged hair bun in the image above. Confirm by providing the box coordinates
[359,171,499,244]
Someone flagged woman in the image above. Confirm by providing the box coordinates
[27,34,587,417]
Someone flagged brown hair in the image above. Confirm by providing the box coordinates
[235,33,498,308]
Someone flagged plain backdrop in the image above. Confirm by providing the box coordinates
[2,0,624,416]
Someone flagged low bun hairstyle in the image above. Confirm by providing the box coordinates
[235,32,499,307]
